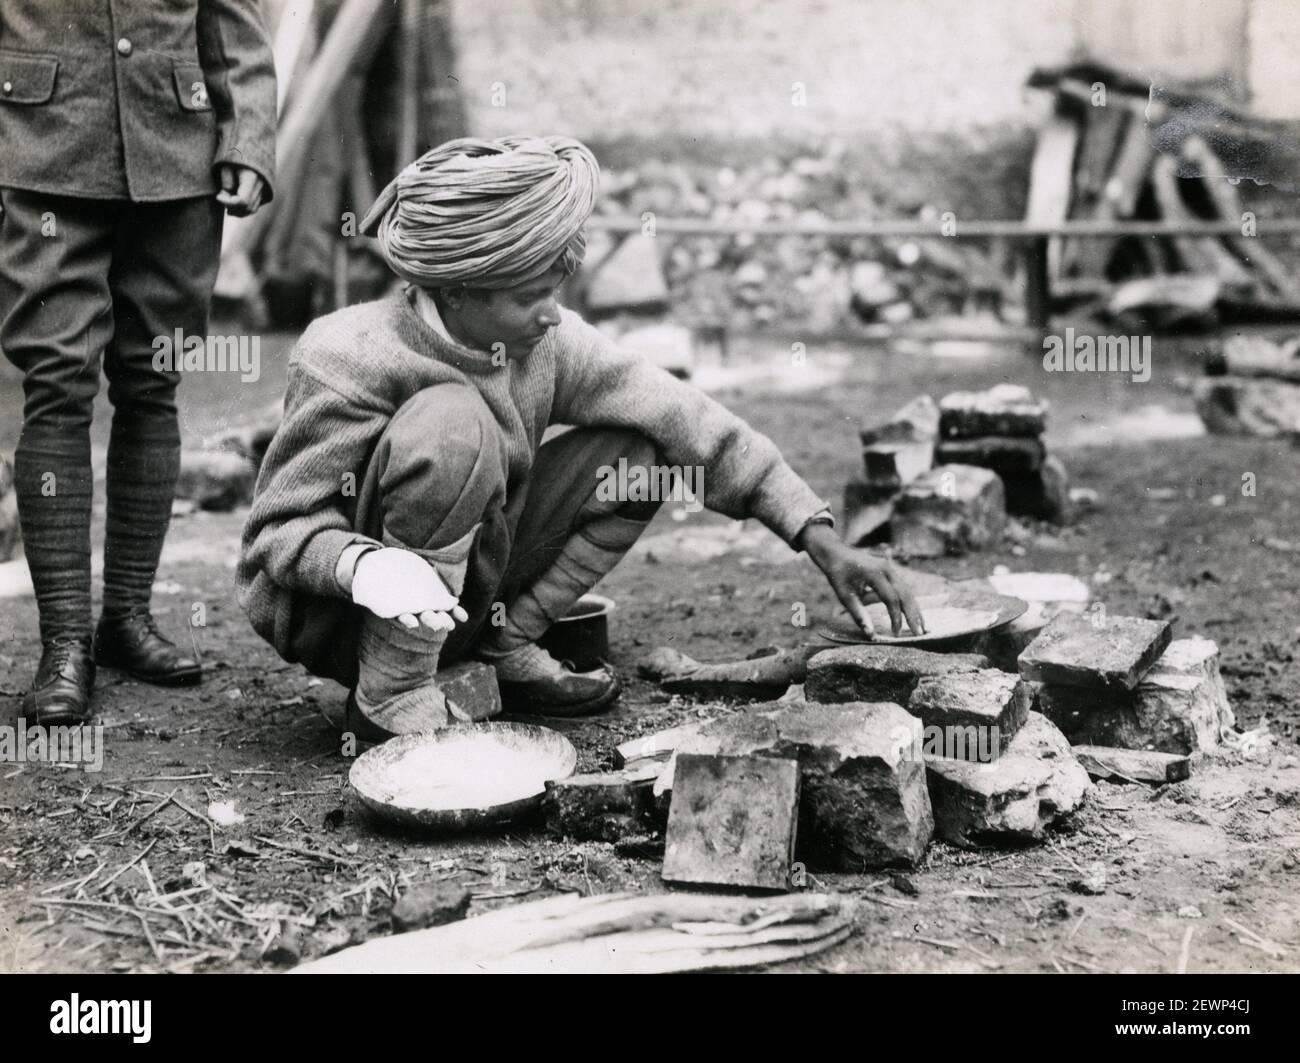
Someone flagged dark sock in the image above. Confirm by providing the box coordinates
[102,410,180,620]
[14,423,94,644]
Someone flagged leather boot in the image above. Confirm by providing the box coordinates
[22,636,96,724]
[94,611,202,686]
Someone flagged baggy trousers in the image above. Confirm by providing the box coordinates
[353,382,662,671]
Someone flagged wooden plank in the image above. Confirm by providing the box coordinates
[1151,154,1253,286]
[1025,109,1082,280]
[1181,135,1300,303]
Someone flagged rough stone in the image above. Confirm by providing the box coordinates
[909,669,1032,751]
[925,712,1091,848]
[440,660,502,723]
[1195,375,1300,438]
[935,435,1045,474]
[805,645,990,706]
[175,449,257,512]
[859,394,939,446]
[659,702,934,869]
[842,478,895,546]
[584,234,670,313]
[390,881,472,932]
[662,754,801,890]
[1018,613,1172,692]
[973,603,1049,673]
[1037,638,1230,754]
[1072,745,1191,784]
[862,440,934,488]
[939,384,1047,439]
[543,762,663,842]
[892,464,1007,558]
[1002,455,1071,522]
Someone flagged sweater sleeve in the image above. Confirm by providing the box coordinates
[239,362,385,600]
[549,310,829,546]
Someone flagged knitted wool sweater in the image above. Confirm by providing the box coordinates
[236,287,828,680]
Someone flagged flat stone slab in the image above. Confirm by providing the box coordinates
[658,702,934,870]
[926,712,1091,848]
[939,384,1047,439]
[909,669,1032,752]
[662,754,801,891]
[1072,745,1191,784]
[860,394,939,446]
[806,645,990,706]
[936,436,1045,473]
[892,464,1007,558]
[1018,613,1172,692]
[543,763,663,842]
[1036,637,1231,755]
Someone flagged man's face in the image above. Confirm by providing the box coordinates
[447,265,567,361]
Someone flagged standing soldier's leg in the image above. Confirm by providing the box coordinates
[0,191,116,722]
[94,197,225,685]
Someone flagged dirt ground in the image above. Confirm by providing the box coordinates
[2,329,1298,974]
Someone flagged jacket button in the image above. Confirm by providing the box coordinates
[1,82,11,95]
[116,37,133,57]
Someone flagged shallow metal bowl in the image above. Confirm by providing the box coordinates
[350,723,577,831]
[817,586,1028,648]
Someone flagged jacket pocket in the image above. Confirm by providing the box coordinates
[0,50,59,105]
[172,62,213,112]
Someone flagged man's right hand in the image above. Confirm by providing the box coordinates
[351,547,468,632]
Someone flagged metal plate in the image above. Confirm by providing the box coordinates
[350,723,577,831]
[817,585,1028,647]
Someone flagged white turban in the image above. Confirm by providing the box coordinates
[359,135,600,290]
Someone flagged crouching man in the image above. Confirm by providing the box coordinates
[236,135,924,737]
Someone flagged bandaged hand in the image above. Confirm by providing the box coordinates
[350,547,469,632]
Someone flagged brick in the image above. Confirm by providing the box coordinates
[1017,613,1172,692]
[909,669,1032,751]
[1072,745,1191,785]
[441,661,503,723]
[805,645,990,706]
[939,384,1047,439]
[1002,454,1071,522]
[662,754,800,890]
[1037,638,1229,755]
[926,712,1091,847]
[842,478,896,546]
[935,435,1045,474]
[391,881,472,932]
[660,703,933,869]
[892,464,1007,558]
[859,394,939,446]
[543,763,663,842]
[862,440,935,489]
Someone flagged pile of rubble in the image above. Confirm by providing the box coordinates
[574,150,1022,337]
[1195,331,1300,439]
[843,384,1072,556]
[538,580,1234,891]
